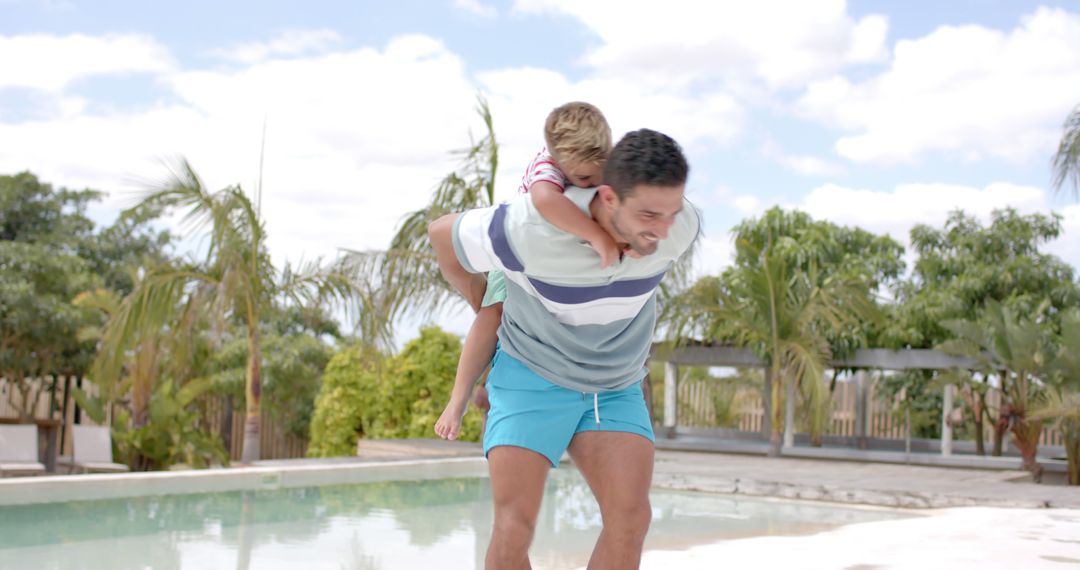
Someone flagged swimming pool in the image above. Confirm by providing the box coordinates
[0,459,911,569]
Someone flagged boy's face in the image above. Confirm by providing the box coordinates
[562,160,604,188]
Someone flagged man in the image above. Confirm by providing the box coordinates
[428,128,701,569]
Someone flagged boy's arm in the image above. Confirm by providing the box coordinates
[428,213,487,312]
[531,182,622,268]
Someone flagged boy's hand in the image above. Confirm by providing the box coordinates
[588,231,622,269]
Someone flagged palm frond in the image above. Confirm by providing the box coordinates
[347,95,500,338]
[1052,104,1080,200]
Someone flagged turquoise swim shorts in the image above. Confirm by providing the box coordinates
[483,349,655,467]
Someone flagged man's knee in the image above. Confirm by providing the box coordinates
[492,508,538,545]
[604,499,652,536]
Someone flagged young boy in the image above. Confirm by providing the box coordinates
[434,101,617,440]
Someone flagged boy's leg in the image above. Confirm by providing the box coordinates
[462,303,501,398]
[471,304,501,436]
[435,303,500,440]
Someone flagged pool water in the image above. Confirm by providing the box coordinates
[0,467,910,569]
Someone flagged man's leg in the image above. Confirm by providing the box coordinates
[486,446,551,570]
[566,431,654,570]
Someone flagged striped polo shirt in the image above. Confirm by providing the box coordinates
[452,186,702,392]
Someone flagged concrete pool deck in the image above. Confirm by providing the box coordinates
[345,439,1080,568]
[339,438,1080,509]
[2,437,1075,510]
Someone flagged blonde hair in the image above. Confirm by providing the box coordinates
[543,101,612,166]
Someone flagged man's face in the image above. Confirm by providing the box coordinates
[608,184,685,256]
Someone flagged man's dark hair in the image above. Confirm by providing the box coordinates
[602,128,689,200]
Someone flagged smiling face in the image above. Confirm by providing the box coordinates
[603,183,685,256]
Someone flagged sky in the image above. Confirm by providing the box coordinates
[2,0,1079,340]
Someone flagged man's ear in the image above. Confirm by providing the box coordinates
[596,185,619,209]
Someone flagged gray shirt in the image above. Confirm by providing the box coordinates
[452,187,701,391]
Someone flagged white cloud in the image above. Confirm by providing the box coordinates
[0,34,482,267]
[0,29,745,271]
[733,195,761,215]
[761,139,844,176]
[1046,203,1080,267]
[212,29,344,64]
[797,7,1080,164]
[0,33,173,91]
[798,181,1079,269]
[477,67,746,200]
[453,0,496,18]
[694,235,736,277]
[513,0,889,88]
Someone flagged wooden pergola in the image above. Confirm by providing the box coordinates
[654,345,978,455]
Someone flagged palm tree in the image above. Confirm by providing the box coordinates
[93,161,362,463]
[1052,104,1080,200]
[342,96,500,330]
[1032,310,1080,485]
[939,300,1050,481]
[665,229,879,456]
[74,284,169,430]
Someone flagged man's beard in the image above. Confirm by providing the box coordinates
[611,209,659,256]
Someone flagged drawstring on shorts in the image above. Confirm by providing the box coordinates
[593,393,600,424]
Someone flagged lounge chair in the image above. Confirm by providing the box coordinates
[61,425,130,474]
[0,424,46,476]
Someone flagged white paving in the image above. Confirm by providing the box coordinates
[624,507,1080,570]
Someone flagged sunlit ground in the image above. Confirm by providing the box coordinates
[629,507,1080,570]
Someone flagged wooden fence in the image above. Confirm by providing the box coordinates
[196,395,308,461]
[4,373,1065,463]
[674,376,1065,447]
[1,377,307,461]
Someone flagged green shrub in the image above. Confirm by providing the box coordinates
[308,326,483,457]
[307,345,383,457]
[382,326,482,441]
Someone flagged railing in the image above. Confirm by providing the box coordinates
[672,377,1065,447]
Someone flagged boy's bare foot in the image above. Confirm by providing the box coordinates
[434,397,469,440]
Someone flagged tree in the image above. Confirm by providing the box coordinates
[890,209,1078,349]
[308,326,482,457]
[308,344,386,457]
[0,241,94,419]
[92,161,361,462]
[1,171,177,423]
[207,305,341,439]
[694,262,875,454]
[666,208,883,455]
[939,301,1051,481]
[888,209,1078,448]
[727,207,902,359]
[342,96,500,339]
[380,326,480,440]
[1052,104,1080,200]
[1032,310,1080,485]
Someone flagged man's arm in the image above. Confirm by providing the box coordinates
[428,213,487,312]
